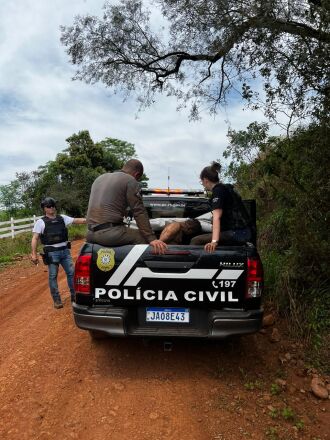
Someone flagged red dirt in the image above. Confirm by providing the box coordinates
[0,239,329,440]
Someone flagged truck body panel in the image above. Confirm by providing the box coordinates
[72,192,263,339]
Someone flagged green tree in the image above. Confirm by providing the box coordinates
[0,181,21,214]
[61,0,330,121]
[224,121,330,357]
[99,137,136,165]
[223,122,272,184]
[99,137,149,187]
[53,131,107,182]
[1,131,145,217]
[27,130,141,216]
[14,171,40,210]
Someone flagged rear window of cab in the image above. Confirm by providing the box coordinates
[143,197,210,219]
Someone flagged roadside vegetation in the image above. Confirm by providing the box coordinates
[0,225,87,268]
[224,121,330,371]
[0,131,137,264]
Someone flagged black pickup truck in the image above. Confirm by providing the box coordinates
[72,190,263,339]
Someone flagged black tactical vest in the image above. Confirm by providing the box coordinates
[40,215,68,245]
[224,184,252,230]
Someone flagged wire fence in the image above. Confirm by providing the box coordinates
[0,216,41,239]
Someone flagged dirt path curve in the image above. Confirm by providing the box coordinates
[0,240,328,440]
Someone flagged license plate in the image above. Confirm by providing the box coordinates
[146,307,190,323]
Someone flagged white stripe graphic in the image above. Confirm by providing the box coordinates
[106,245,149,286]
[124,268,218,286]
[217,269,244,280]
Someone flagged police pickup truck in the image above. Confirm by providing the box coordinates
[72,189,263,339]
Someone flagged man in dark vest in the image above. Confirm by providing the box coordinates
[31,197,86,309]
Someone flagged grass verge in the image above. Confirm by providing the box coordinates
[0,225,87,268]
[261,249,330,374]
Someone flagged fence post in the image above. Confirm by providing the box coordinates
[33,215,36,224]
[11,217,14,239]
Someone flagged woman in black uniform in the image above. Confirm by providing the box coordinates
[191,162,252,252]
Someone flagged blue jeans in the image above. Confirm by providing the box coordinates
[47,248,75,302]
[222,227,252,242]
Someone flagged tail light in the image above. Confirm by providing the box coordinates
[74,254,91,294]
[246,257,263,299]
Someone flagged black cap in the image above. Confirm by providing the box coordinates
[41,197,57,209]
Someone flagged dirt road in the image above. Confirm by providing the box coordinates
[0,240,328,440]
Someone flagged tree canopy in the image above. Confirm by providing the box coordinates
[61,0,330,122]
[0,131,143,217]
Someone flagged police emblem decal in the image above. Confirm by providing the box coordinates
[96,249,115,272]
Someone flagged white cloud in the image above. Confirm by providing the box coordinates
[0,0,271,189]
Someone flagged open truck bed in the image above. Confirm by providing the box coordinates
[72,189,263,339]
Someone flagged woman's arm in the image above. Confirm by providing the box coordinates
[211,209,222,242]
[204,208,222,253]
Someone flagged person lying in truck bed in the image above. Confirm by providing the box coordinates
[159,218,202,244]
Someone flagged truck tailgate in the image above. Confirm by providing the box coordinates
[90,244,249,309]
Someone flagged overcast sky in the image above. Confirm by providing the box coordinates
[0,0,270,189]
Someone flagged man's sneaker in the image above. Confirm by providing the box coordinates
[54,300,63,309]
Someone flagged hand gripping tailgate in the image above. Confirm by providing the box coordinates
[91,244,247,308]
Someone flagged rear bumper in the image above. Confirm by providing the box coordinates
[72,303,263,339]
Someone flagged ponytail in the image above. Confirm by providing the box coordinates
[200,161,221,183]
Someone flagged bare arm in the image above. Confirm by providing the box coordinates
[126,181,167,254]
[159,222,182,244]
[126,181,156,243]
[212,209,222,242]
[31,232,40,264]
[204,209,222,253]
[72,218,86,224]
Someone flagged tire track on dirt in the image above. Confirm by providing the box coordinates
[0,239,329,440]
